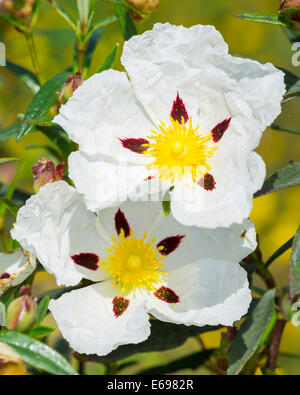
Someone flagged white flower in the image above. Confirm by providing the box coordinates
[12,181,256,356]
[54,23,285,229]
[0,249,36,297]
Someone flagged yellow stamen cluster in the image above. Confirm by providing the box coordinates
[145,117,217,182]
[100,230,168,292]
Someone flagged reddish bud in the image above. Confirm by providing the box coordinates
[32,158,65,192]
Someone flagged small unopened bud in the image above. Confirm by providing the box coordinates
[1,0,34,19]
[126,0,159,20]
[32,158,65,192]
[1,0,14,13]
[56,72,84,107]
[6,287,37,333]
[0,342,26,375]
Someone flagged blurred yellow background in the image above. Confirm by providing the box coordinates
[0,0,299,374]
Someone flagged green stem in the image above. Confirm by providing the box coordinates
[24,31,44,85]
[256,262,276,290]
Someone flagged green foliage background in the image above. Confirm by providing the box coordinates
[0,0,299,374]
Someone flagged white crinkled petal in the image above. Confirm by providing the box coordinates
[122,23,285,227]
[146,260,251,327]
[0,249,36,296]
[68,151,169,212]
[54,70,153,164]
[49,282,150,356]
[11,181,110,287]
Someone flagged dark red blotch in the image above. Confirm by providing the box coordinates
[154,286,180,304]
[198,173,216,191]
[71,253,99,271]
[171,93,189,124]
[115,209,131,238]
[157,235,185,256]
[211,118,231,142]
[119,138,149,154]
[113,296,130,317]
[0,272,10,279]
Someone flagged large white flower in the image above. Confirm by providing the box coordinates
[54,23,285,229]
[12,181,256,356]
[0,249,36,297]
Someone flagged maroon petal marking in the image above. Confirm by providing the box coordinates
[157,235,185,256]
[115,209,131,238]
[211,118,231,142]
[171,93,189,124]
[198,173,216,191]
[0,272,10,279]
[119,138,149,154]
[113,296,130,317]
[154,286,179,304]
[71,253,99,271]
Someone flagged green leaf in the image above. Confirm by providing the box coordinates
[17,72,72,141]
[83,27,104,71]
[6,61,40,94]
[29,326,55,339]
[254,161,300,198]
[0,184,30,206]
[78,321,221,363]
[27,116,54,127]
[138,349,214,375]
[271,124,300,136]
[35,296,50,327]
[2,198,19,217]
[37,125,73,158]
[0,331,78,375]
[0,12,26,30]
[283,26,300,43]
[115,0,137,41]
[235,12,291,27]
[0,158,19,164]
[279,68,300,100]
[289,226,300,301]
[280,7,300,31]
[265,236,294,268]
[90,14,118,33]
[228,289,276,375]
[96,43,119,73]
[48,0,77,31]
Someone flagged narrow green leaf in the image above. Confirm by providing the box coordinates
[235,12,291,27]
[6,61,40,94]
[271,124,300,136]
[279,68,300,100]
[84,27,104,71]
[115,0,137,41]
[0,184,30,206]
[29,325,55,339]
[96,43,119,73]
[17,71,71,141]
[78,321,221,363]
[138,349,214,375]
[228,289,276,375]
[289,226,300,300]
[265,236,294,268]
[280,8,300,31]
[27,116,54,127]
[48,0,77,30]
[2,198,19,217]
[90,14,118,33]
[283,26,300,44]
[37,125,72,158]
[254,162,300,198]
[35,296,50,327]
[0,12,25,30]
[0,331,78,375]
[0,158,19,164]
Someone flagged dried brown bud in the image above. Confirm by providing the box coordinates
[32,158,65,192]
[126,0,159,20]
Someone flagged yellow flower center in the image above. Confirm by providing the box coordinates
[145,117,217,183]
[100,231,167,292]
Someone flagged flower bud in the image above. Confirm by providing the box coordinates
[58,71,84,104]
[280,0,300,9]
[0,342,26,375]
[32,158,65,193]
[6,286,37,333]
[126,0,159,20]
[279,0,300,21]
[1,0,34,19]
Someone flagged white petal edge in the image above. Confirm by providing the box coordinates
[49,282,151,356]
